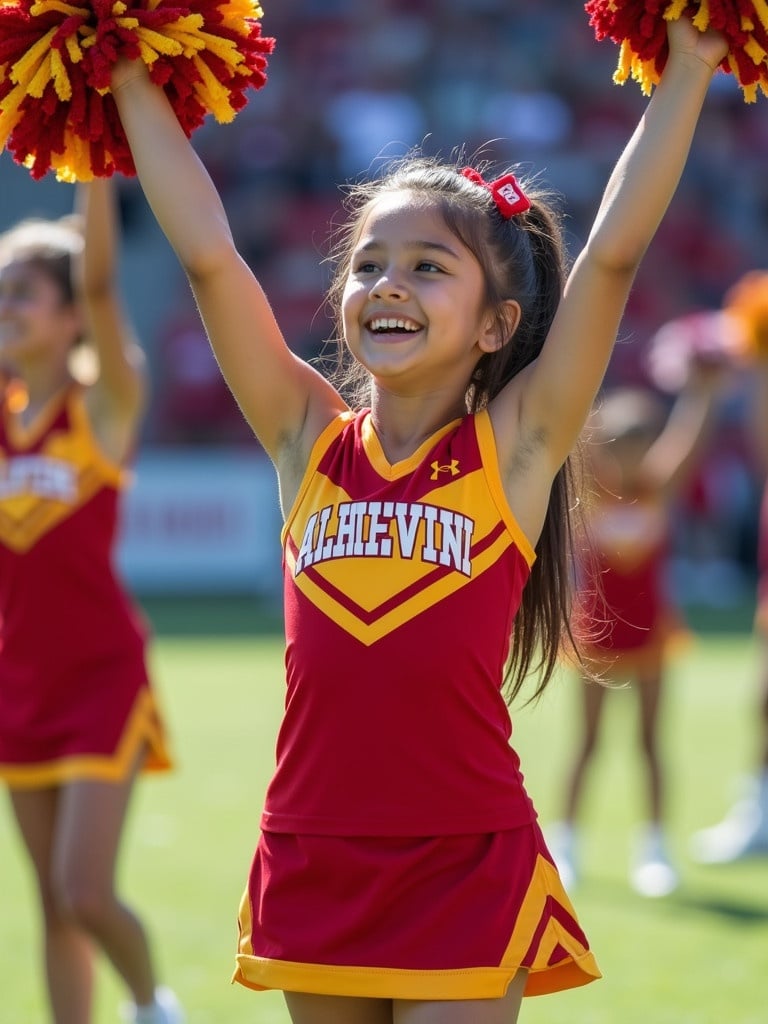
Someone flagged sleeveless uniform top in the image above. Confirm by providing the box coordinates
[0,381,169,785]
[261,408,537,837]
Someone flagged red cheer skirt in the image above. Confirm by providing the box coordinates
[233,821,600,1000]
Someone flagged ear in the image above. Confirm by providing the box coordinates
[478,299,522,353]
[65,303,86,345]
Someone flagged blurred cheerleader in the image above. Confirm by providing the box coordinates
[0,182,182,1024]
[691,271,768,863]
[549,348,731,898]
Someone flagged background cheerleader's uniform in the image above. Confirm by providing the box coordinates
[0,382,171,788]
[576,490,687,674]
[233,408,600,1000]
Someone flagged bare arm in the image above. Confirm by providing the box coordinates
[497,18,727,495]
[110,61,345,468]
[75,179,144,419]
[643,360,728,496]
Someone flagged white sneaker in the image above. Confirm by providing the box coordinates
[690,798,768,864]
[546,822,579,892]
[121,987,185,1024]
[630,827,679,898]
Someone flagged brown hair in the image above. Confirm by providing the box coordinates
[324,152,588,703]
[0,215,84,307]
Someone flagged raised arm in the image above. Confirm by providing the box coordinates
[509,18,727,479]
[75,179,144,419]
[110,61,346,471]
[642,359,729,497]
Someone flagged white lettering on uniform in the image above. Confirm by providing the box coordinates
[393,502,422,558]
[440,509,473,575]
[421,505,439,564]
[364,501,393,557]
[294,500,475,577]
[0,456,77,502]
[331,501,367,558]
[295,512,319,573]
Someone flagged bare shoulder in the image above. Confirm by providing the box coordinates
[81,375,145,466]
[487,369,563,547]
[274,396,350,516]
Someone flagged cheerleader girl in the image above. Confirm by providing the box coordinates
[0,180,182,1024]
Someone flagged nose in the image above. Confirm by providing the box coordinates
[369,269,409,300]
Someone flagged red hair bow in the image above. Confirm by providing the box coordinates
[461,168,531,218]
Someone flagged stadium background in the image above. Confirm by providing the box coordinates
[1,0,766,604]
[2,6,768,1022]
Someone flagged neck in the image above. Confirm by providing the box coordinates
[8,358,74,414]
[369,386,466,463]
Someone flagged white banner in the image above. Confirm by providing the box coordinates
[117,449,282,594]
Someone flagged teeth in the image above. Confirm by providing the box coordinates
[369,317,420,332]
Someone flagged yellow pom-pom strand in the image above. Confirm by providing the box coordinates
[613,39,663,94]
[0,84,31,151]
[64,31,84,64]
[9,24,61,95]
[665,0,689,20]
[691,0,711,31]
[221,0,264,23]
[190,51,235,120]
[31,0,86,13]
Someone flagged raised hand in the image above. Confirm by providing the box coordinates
[666,14,728,71]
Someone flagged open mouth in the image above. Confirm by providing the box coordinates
[366,316,422,335]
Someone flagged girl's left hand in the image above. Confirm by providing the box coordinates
[111,57,149,93]
[667,15,728,71]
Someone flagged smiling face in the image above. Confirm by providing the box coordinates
[341,190,501,395]
[0,258,81,373]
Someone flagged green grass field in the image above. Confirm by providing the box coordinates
[1,605,766,1024]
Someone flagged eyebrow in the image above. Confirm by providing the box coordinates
[356,239,461,260]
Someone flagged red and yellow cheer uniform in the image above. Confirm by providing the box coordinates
[234,409,600,1000]
[0,381,171,787]
[577,489,685,675]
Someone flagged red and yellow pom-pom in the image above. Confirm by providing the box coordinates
[723,270,768,359]
[0,0,275,181]
[586,0,768,102]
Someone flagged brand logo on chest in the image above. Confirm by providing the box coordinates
[430,459,460,480]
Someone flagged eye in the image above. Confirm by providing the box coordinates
[415,261,443,273]
[352,260,379,275]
